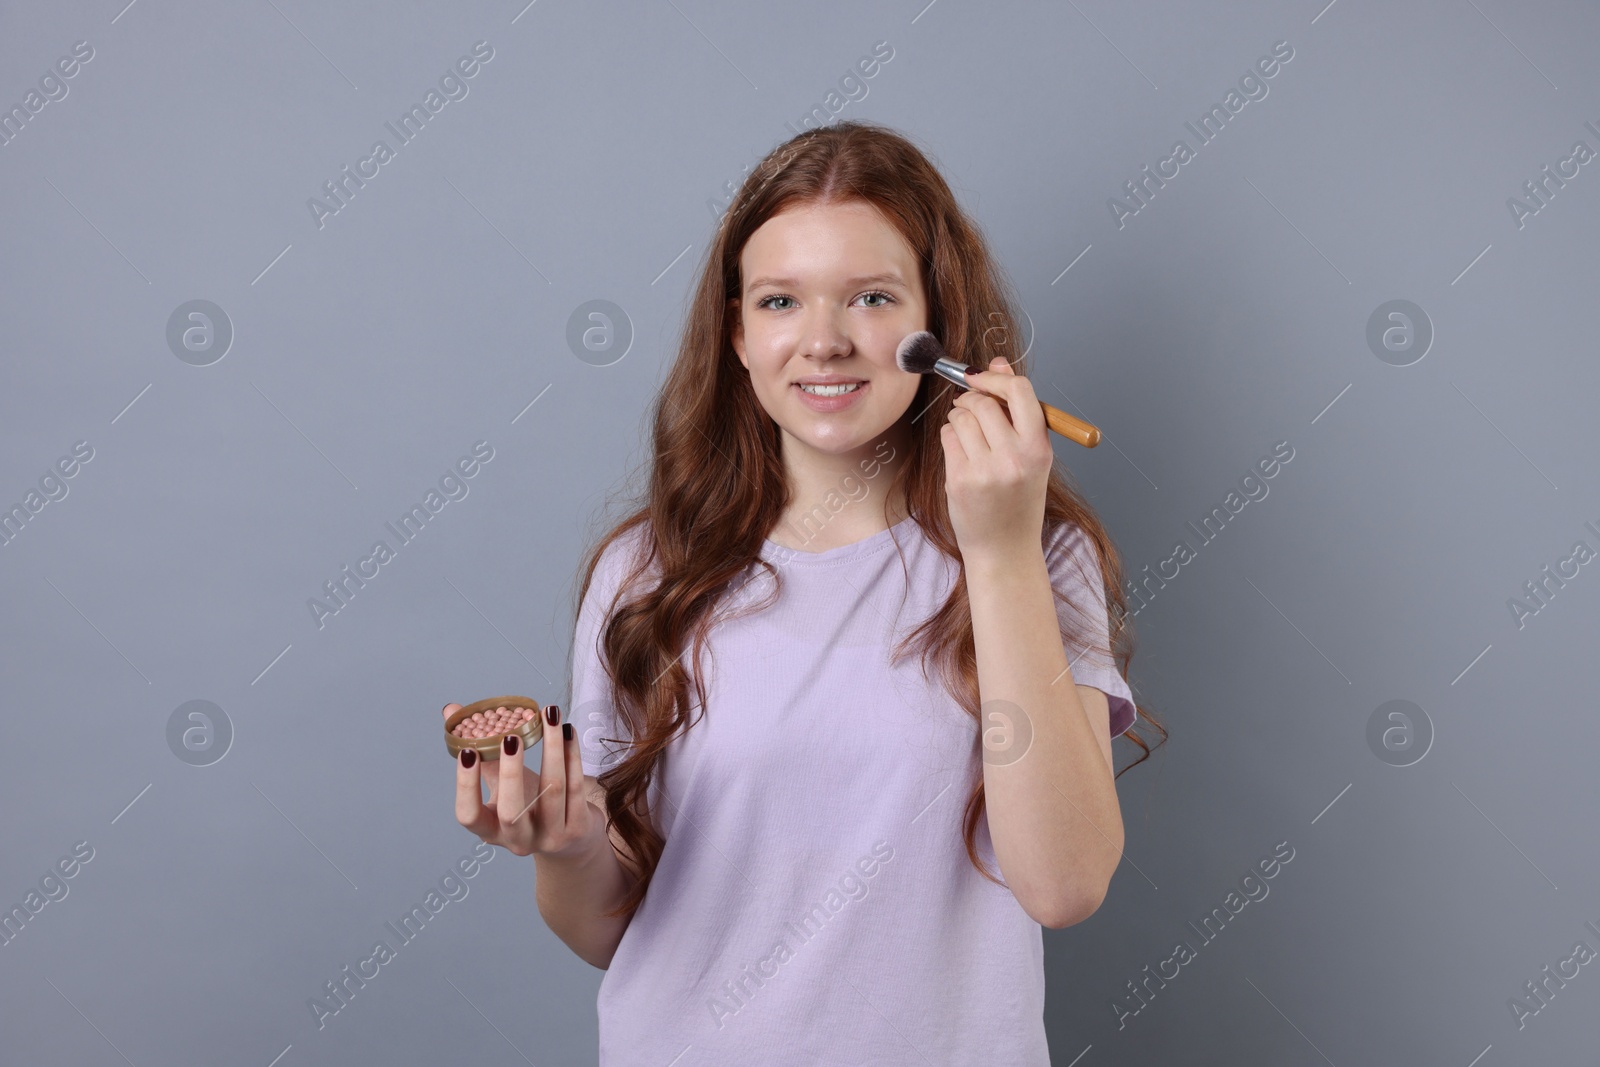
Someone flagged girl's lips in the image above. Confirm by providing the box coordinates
[793,380,868,412]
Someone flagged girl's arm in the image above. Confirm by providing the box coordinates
[940,355,1124,930]
[964,548,1124,929]
[534,776,639,969]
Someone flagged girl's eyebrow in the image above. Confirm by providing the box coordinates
[747,272,906,291]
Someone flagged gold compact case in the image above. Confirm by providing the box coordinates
[444,695,545,762]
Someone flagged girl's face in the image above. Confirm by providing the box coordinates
[730,199,927,458]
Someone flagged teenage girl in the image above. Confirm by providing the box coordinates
[444,119,1163,1066]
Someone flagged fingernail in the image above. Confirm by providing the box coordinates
[460,748,477,768]
[963,365,980,375]
[562,722,573,741]
[503,733,520,757]
[545,705,560,727]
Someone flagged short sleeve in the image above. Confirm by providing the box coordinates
[1045,522,1137,739]
[571,526,650,778]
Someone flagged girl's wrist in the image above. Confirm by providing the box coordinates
[533,812,612,867]
[960,540,1047,582]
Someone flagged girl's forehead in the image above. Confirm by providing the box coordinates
[742,201,910,255]
[738,236,921,296]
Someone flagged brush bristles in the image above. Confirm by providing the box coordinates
[895,331,951,375]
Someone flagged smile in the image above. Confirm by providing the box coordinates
[793,381,868,412]
[797,382,863,396]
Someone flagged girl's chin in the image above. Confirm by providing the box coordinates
[781,425,893,456]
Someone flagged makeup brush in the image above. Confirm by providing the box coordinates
[895,331,1102,448]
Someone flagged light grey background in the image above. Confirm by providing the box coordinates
[3,0,1597,1063]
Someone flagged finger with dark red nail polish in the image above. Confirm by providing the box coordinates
[460,747,477,769]
[503,733,519,757]
[545,705,560,727]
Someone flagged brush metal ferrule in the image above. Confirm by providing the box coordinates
[931,356,974,391]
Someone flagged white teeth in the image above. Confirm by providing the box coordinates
[798,382,863,397]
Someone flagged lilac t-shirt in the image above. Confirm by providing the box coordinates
[570,516,1135,1066]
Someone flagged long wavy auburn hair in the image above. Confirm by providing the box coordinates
[572,119,1167,920]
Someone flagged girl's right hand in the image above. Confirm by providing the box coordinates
[446,703,607,860]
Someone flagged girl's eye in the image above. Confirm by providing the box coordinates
[755,291,895,310]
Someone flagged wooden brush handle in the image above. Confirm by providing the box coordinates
[987,394,1101,448]
[1039,400,1101,448]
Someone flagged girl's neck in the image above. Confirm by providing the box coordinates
[770,424,911,552]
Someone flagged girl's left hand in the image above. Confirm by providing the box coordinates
[940,356,1055,563]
